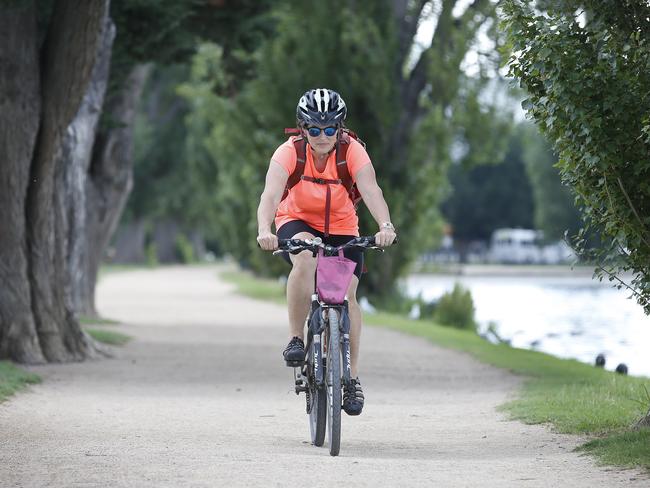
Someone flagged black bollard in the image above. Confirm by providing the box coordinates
[615,363,628,375]
[595,354,606,368]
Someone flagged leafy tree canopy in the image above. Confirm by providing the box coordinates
[502,0,650,312]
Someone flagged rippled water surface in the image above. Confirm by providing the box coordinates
[405,271,650,378]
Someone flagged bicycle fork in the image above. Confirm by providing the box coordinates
[293,298,353,393]
[339,301,352,386]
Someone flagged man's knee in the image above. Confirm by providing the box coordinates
[291,250,317,274]
[289,231,317,275]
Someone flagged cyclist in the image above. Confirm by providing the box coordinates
[256,88,396,416]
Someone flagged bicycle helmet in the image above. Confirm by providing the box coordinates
[296,88,347,127]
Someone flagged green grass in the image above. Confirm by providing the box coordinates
[578,429,650,469]
[0,360,41,402]
[98,264,150,280]
[85,328,132,346]
[79,315,120,326]
[220,270,287,304]
[219,267,650,471]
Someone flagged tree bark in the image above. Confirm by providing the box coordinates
[60,17,116,317]
[109,220,147,264]
[0,4,45,363]
[25,0,109,362]
[84,63,152,307]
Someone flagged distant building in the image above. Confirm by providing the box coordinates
[488,228,575,264]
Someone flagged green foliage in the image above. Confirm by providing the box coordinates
[180,1,504,296]
[519,123,582,241]
[502,1,650,313]
[175,234,195,263]
[0,361,41,403]
[443,124,534,242]
[145,242,158,267]
[108,0,275,90]
[129,64,191,222]
[433,283,477,331]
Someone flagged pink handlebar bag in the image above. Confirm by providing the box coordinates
[316,248,356,304]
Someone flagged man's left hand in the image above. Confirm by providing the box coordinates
[375,228,397,247]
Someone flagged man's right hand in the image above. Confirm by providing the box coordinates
[257,231,278,251]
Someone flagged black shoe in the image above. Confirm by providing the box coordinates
[343,377,364,416]
[283,336,305,366]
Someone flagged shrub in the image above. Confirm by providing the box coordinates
[145,243,158,267]
[175,234,195,263]
[433,283,476,332]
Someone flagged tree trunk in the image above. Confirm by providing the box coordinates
[84,63,152,307]
[0,1,110,363]
[60,17,115,318]
[0,4,45,363]
[109,220,148,264]
[27,1,110,362]
[153,220,181,263]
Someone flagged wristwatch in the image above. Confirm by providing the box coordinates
[380,222,396,232]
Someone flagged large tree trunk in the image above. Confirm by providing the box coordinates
[59,18,115,316]
[27,0,110,362]
[0,4,44,363]
[363,0,494,299]
[0,1,110,363]
[84,63,152,312]
[61,17,116,318]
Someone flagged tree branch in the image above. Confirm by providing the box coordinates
[616,175,650,249]
[395,0,431,73]
[596,265,650,307]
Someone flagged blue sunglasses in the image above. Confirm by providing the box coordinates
[307,126,337,137]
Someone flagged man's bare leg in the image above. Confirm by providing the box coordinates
[346,276,361,378]
[286,231,317,340]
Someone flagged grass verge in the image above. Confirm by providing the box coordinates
[85,328,132,346]
[220,267,650,471]
[79,315,120,326]
[0,361,41,403]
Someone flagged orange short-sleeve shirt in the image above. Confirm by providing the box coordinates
[272,136,371,236]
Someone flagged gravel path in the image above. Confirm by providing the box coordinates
[0,265,646,487]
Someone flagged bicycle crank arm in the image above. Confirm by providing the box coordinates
[294,368,308,394]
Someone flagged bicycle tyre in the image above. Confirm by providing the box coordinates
[307,345,326,446]
[326,309,342,456]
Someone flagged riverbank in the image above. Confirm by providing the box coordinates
[411,262,600,277]
[222,267,650,472]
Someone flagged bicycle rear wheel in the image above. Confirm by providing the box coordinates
[326,309,341,456]
[307,344,326,446]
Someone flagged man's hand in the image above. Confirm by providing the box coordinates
[257,231,278,251]
[374,228,397,247]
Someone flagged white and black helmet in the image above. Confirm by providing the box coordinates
[296,88,347,127]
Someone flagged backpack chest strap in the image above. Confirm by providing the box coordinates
[300,176,341,237]
[300,175,342,185]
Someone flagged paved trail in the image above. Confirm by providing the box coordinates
[1,266,646,487]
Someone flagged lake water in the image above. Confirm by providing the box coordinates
[404,270,650,378]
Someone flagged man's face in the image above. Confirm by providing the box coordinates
[305,126,338,155]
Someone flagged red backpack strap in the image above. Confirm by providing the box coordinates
[335,130,363,206]
[281,133,307,201]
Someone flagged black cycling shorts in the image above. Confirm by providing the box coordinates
[276,220,364,279]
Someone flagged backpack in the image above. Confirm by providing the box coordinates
[281,127,364,208]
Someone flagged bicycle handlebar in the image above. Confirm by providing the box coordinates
[274,235,395,256]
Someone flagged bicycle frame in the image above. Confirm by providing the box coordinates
[304,294,352,389]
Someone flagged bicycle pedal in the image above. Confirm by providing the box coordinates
[285,359,303,367]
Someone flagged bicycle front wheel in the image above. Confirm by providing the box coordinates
[307,343,326,446]
[326,309,341,456]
